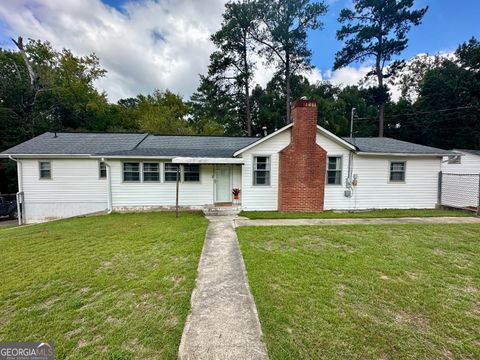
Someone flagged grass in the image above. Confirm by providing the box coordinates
[240,208,473,220]
[0,212,208,359]
[237,224,480,359]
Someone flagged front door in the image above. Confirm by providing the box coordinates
[215,165,231,203]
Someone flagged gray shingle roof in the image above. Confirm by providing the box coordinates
[1,132,148,155]
[342,137,454,155]
[2,132,454,158]
[99,135,259,157]
[1,132,259,158]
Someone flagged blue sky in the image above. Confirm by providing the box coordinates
[1,0,479,101]
[309,0,480,70]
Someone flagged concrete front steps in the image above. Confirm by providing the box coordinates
[202,205,241,216]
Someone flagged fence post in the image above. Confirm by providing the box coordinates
[437,171,443,208]
[477,173,480,216]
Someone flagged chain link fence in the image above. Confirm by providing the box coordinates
[438,172,480,214]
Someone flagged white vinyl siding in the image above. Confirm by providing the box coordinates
[21,159,108,223]
[344,156,440,210]
[241,130,290,210]
[110,161,216,207]
[318,133,352,210]
[442,151,480,174]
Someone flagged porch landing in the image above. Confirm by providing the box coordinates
[203,204,242,216]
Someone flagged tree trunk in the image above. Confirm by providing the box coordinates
[378,103,385,137]
[243,34,252,136]
[245,81,252,136]
[376,56,385,137]
[12,37,37,89]
[285,52,291,124]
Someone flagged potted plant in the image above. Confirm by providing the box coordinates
[232,188,241,200]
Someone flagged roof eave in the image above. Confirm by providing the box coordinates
[0,153,92,159]
[172,157,244,164]
[356,152,452,157]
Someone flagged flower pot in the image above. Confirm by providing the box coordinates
[233,195,239,200]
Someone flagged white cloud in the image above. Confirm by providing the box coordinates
[0,0,228,101]
[323,65,371,87]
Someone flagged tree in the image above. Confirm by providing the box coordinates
[334,0,428,137]
[250,0,327,124]
[189,75,242,135]
[136,90,193,135]
[393,53,444,102]
[209,0,256,135]
[386,38,480,150]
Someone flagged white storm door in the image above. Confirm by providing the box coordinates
[215,165,231,202]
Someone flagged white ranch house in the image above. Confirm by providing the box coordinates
[2,100,455,224]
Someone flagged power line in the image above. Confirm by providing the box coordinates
[354,105,476,121]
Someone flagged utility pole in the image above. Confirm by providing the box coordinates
[350,108,356,138]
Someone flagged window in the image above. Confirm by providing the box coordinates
[327,156,342,185]
[390,161,406,182]
[123,162,140,182]
[39,161,51,179]
[99,161,107,179]
[143,163,160,182]
[184,164,200,182]
[164,163,179,182]
[448,155,461,164]
[253,156,270,185]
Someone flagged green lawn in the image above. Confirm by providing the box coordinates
[238,224,480,359]
[0,212,208,359]
[240,208,473,219]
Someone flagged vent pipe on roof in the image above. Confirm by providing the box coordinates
[262,126,268,137]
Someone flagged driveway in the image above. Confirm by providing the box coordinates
[0,217,18,227]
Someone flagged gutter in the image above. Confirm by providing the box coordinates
[101,158,113,214]
[8,156,24,225]
[355,152,454,157]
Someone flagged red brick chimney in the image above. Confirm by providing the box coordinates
[278,99,327,211]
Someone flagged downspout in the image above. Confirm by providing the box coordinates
[9,156,23,225]
[101,157,113,214]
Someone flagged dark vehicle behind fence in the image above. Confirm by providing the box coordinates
[0,194,18,219]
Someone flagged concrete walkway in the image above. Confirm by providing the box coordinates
[179,216,268,360]
[235,216,480,227]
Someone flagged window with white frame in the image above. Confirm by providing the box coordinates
[390,161,406,182]
[99,161,107,179]
[143,163,160,182]
[164,163,179,182]
[183,164,200,182]
[253,156,270,185]
[39,161,51,179]
[327,156,342,185]
[123,162,140,182]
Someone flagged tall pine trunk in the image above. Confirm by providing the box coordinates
[285,52,291,124]
[243,34,252,136]
[376,56,385,137]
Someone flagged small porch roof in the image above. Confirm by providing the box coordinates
[171,157,244,164]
